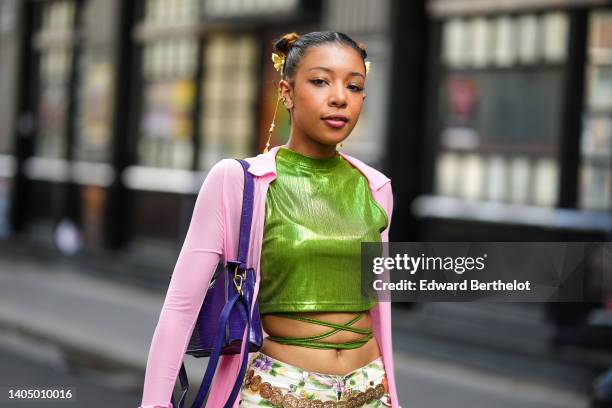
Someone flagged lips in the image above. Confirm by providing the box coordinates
[322,114,348,122]
[322,114,348,129]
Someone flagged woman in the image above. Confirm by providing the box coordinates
[139,31,400,408]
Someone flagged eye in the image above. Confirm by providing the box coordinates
[309,78,328,86]
[348,84,364,93]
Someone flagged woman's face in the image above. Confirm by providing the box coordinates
[279,43,366,149]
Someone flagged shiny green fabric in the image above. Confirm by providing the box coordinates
[258,146,388,316]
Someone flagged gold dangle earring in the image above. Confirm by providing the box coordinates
[264,94,283,153]
[265,53,287,153]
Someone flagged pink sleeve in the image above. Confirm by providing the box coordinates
[379,181,403,408]
[139,160,229,408]
[380,181,394,242]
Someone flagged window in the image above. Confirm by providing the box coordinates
[579,10,612,211]
[145,0,199,26]
[136,1,260,171]
[199,34,258,170]
[435,12,568,207]
[34,0,76,159]
[74,51,114,162]
[137,0,200,169]
[0,0,18,153]
[203,0,299,17]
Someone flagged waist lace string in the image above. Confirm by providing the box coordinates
[264,312,374,350]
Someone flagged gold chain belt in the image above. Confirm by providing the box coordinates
[242,367,389,408]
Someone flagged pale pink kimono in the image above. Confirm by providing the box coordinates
[139,145,402,408]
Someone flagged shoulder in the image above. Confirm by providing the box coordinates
[197,158,246,200]
[340,153,394,218]
[206,158,245,182]
[340,152,392,191]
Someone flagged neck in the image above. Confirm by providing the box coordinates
[285,135,338,159]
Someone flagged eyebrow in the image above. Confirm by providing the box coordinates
[306,66,365,79]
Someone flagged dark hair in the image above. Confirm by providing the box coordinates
[273,31,368,80]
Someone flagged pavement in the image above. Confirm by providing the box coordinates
[0,248,213,406]
[0,248,596,408]
[0,346,140,407]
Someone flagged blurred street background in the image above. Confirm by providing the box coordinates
[0,0,611,407]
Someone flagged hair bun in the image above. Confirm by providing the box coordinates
[274,32,300,56]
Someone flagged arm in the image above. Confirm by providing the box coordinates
[139,160,228,408]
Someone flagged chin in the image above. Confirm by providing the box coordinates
[320,136,347,147]
[320,130,351,145]
[307,133,343,147]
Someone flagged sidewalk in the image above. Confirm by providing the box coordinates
[0,250,212,403]
[0,253,162,371]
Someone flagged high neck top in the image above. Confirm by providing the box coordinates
[258,145,388,314]
[275,146,342,170]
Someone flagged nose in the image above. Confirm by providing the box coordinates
[329,83,347,108]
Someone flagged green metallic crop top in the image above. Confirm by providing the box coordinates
[258,146,388,349]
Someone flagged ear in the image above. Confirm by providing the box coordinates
[278,79,294,109]
[363,93,366,101]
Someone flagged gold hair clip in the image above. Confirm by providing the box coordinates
[365,60,371,75]
[272,53,285,75]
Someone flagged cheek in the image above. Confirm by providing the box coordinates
[295,91,325,118]
[351,95,365,113]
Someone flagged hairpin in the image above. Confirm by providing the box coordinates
[272,53,285,76]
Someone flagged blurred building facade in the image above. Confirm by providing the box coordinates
[0,0,397,278]
[0,0,610,282]
[404,0,612,246]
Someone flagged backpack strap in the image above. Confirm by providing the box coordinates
[173,158,255,408]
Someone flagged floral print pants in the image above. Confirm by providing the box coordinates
[239,350,391,407]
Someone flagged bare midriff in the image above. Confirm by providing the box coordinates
[260,311,381,376]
